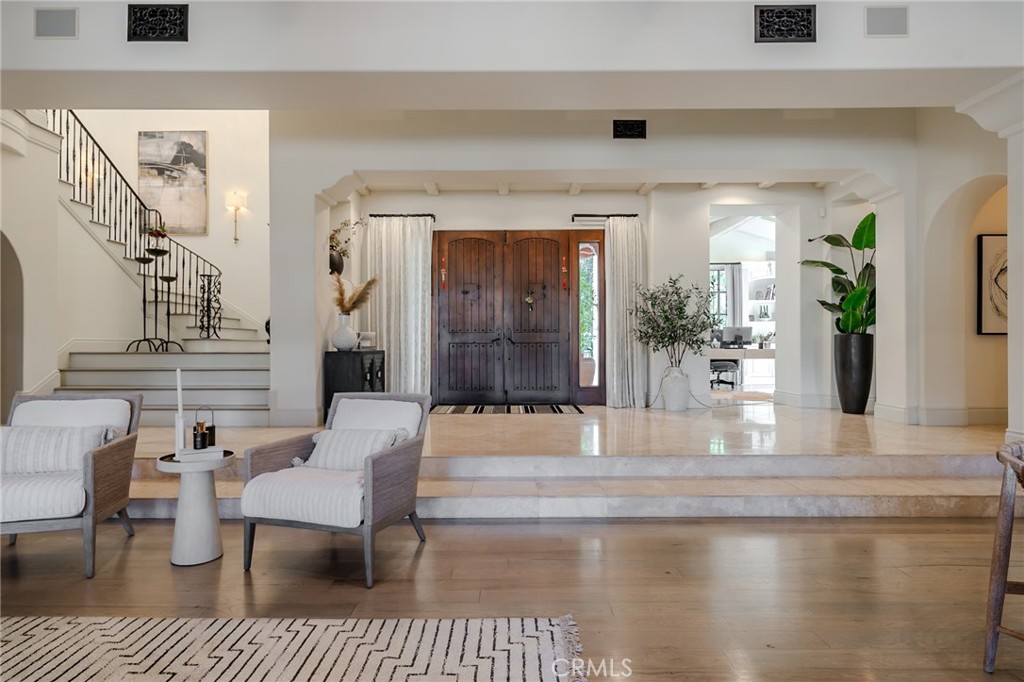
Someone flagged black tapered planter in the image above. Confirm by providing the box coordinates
[834,333,874,414]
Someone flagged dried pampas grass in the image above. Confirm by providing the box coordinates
[332,274,379,313]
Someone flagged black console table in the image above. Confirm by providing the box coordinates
[324,350,386,415]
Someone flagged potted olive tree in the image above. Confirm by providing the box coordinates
[629,275,716,411]
[799,212,876,414]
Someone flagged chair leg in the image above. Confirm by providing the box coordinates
[363,525,375,589]
[409,512,426,542]
[984,464,1017,673]
[117,508,135,537]
[83,518,96,579]
[243,519,256,571]
[8,534,16,546]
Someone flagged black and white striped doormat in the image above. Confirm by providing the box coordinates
[431,404,585,414]
[1,615,584,682]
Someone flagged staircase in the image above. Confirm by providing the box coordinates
[45,110,270,426]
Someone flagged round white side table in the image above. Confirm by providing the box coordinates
[156,451,234,566]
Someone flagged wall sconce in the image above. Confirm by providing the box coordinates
[226,191,247,244]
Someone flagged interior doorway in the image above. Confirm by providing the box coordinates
[432,230,605,405]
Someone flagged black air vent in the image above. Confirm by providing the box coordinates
[128,5,189,42]
[613,120,647,140]
[755,5,816,43]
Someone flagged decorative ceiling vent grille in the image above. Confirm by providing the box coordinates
[755,5,816,43]
[128,5,189,42]
[613,120,647,139]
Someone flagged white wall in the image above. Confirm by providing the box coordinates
[57,198,140,356]
[74,110,270,326]
[1,110,61,395]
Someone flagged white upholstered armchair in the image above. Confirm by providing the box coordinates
[241,392,431,588]
[1,393,143,578]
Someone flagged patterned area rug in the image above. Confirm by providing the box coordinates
[1,615,584,682]
[431,404,585,414]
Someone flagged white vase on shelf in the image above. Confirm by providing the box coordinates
[661,366,690,411]
[331,313,358,351]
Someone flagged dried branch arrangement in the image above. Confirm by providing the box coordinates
[332,274,379,313]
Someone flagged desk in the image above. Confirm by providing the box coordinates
[157,451,234,566]
[708,347,776,386]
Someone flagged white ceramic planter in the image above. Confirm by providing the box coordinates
[661,366,690,411]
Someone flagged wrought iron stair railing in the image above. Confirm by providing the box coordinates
[46,110,222,341]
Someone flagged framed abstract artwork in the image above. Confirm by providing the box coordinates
[977,234,1008,335]
[138,130,208,235]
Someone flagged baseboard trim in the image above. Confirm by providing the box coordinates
[969,408,1008,426]
[918,408,968,426]
[873,402,914,424]
[1006,429,1024,443]
[58,338,133,369]
[27,370,61,395]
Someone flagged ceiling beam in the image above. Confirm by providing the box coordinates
[757,181,776,190]
[813,181,828,189]
[700,182,717,190]
[638,182,658,196]
[568,183,583,196]
[498,183,510,196]
[355,184,369,197]
[424,182,439,196]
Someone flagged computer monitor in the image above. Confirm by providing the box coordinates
[722,326,752,346]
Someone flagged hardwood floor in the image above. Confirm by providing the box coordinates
[3,518,1023,680]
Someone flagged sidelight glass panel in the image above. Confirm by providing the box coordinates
[578,242,600,388]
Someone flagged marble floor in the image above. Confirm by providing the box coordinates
[135,405,1010,460]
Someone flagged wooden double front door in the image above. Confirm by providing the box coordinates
[434,230,602,405]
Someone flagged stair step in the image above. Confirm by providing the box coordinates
[182,339,270,353]
[55,386,269,407]
[124,475,1021,520]
[139,406,270,427]
[68,351,268,370]
[62,368,269,387]
[178,329,262,341]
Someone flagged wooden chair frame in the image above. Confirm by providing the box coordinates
[2,393,143,578]
[984,440,1024,673]
[242,392,431,588]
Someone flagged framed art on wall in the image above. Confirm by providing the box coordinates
[138,130,208,235]
[977,233,1008,335]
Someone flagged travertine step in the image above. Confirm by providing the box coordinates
[126,475,1020,520]
[68,351,268,370]
[55,385,270,407]
[62,368,269,387]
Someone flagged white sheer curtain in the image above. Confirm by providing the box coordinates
[363,215,433,394]
[605,216,648,407]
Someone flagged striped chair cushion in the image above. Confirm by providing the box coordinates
[241,467,364,528]
[1,473,86,522]
[305,428,407,471]
[1,425,108,474]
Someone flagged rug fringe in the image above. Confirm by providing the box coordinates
[557,614,588,682]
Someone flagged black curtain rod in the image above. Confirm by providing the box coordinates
[368,213,436,220]
[571,213,639,222]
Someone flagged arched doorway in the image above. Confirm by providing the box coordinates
[920,176,1008,425]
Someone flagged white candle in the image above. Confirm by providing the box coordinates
[176,367,183,415]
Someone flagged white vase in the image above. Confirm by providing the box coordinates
[331,313,358,351]
[661,366,690,411]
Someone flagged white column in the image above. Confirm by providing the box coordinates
[873,193,919,424]
[1006,130,1023,441]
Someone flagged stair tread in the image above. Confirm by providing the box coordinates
[58,385,269,390]
[63,367,268,372]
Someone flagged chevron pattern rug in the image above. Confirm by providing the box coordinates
[1,615,584,682]
[431,404,584,414]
